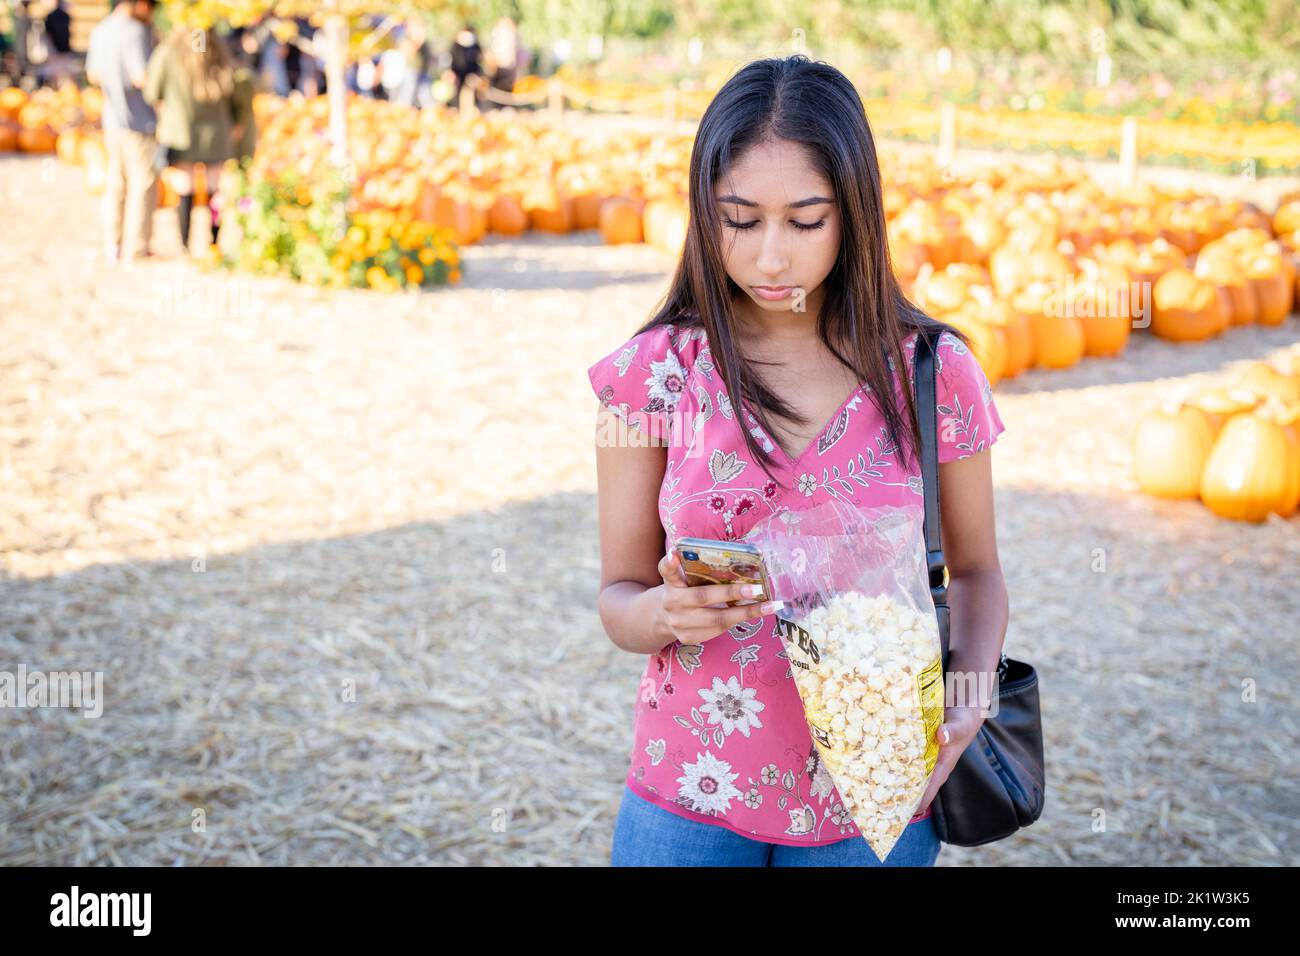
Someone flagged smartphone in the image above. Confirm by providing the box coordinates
[672,537,772,607]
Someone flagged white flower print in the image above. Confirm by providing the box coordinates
[697,675,765,739]
[676,751,743,814]
[717,389,733,420]
[645,351,687,411]
[693,385,713,427]
[613,343,638,377]
[785,805,816,836]
[645,738,666,766]
[748,424,776,455]
[809,755,835,800]
[796,473,818,496]
[708,448,747,482]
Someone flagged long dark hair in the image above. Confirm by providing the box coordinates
[638,55,966,482]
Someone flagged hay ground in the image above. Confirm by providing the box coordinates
[1,153,1298,866]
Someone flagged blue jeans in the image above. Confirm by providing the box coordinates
[611,784,942,867]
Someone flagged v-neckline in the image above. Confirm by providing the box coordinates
[740,383,866,469]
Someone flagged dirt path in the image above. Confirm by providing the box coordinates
[1,155,1297,865]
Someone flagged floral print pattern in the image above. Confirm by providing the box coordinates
[588,322,1005,846]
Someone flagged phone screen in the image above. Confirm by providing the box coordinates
[674,541,769,606]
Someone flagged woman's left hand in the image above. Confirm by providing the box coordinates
[917,706,985,815]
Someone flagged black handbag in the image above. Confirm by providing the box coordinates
[913,327,1046,846]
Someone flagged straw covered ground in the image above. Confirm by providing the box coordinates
[1,153,1297,866]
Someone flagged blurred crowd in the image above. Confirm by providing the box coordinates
[2,0,544,266]
[3,2,534,112]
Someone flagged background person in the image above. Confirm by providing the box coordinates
[144,25,254,255]
[85,0,159,263]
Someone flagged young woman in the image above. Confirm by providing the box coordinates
[587,56,1010,867]
[144,27,255,254]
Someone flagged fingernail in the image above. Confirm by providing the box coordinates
[942,728,951,744]
[744,584,764,597]
[760,600,784,615]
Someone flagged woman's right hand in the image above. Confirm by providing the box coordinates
[653,552,783,646]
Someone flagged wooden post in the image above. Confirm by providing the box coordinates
[1120,117,1138,187]
[1095,52,1112,88]
[323,8,349,169]
[937,103,956,171]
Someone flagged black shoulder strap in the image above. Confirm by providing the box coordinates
[913,328,949,657]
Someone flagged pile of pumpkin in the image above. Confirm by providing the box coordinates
[0,83,101,153]
[894,162,1299,386]
[248,94,693,257]
[1134,348,1300,522]
[18,86,1300,329]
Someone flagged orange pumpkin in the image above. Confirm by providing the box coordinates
[570,192,605,231]
[1013,283,1084,369]
[0,86,27,123]
[525,189,573,233]
[1188,388,1261,437]
[989,243,1073,298]
[1274,200,1300,238]
[1070,272,1132,357]
[643,197,688,256]
[1132,403,1215,499]
[0,120,17,152]
[960,206,1006,264]
[17,124,57,152]
[913,263,991,314]
[1254,400,1300,516]
[1029,312,1085,368]
[1151,269,1227,342]
[598,197,644,245]
[999,307,1034,377]
[947,310,1007,387]
[488,194,528,236]
[1242,249,1293,325]
[1234,362,1300,404]
[1194,250,1258,325]
[1199,412,1295,522]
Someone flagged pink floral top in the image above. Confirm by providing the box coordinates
[588,322,1005,846]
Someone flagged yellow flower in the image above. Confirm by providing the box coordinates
[405,265,423,285]
[418,246,437,265]
[366,266,387,289]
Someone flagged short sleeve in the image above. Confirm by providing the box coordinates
[126,23,151,82]
[587,324,690,440]
[933,330,1005,462]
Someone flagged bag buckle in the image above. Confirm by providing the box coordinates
[927,548,947,596]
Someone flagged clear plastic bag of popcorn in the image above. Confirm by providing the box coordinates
[746,499,945,861]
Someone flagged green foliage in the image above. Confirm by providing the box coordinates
[222,162,350,285]
[453,0,1299,64]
